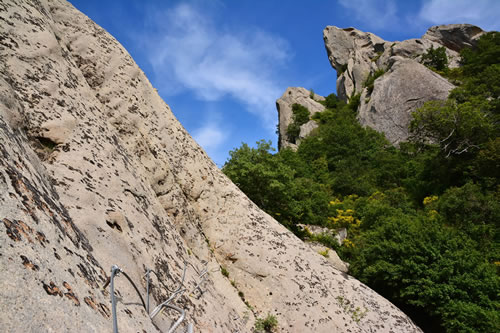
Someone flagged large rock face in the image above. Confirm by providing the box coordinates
[358,57,454,143]
[276,87,325,150]
[323,24,483,144]
[1,1,422,332]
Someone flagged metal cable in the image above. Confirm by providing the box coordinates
[165,304,186,333]
[149,287,186,319]
[121,270,147,311]
[110,265,120,333]
[110,265,148,333]
[109,261,205,333]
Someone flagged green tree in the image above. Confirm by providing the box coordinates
[286,104,311,143]
[421,45,448,71]
[410,99,494,157]
[349,210,500,333]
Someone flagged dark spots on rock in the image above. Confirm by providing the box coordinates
[25,73,40,82]
[53,249,61,260]
[3,218,22,241]
[3,218,33,242]
[20,255,39,271]
[42,281,63,297]
[125,216,134,231]
[84,296,98,310]
[63,281,80,306]
[4,164,93,252]
[128,104,138,113]
[35,230,48,247]
[124,308,133,318]
[106,220,122,232]
[76,262,99,288]
[68,268,75,277]
[99,303,111,318]
[56,99,65,107]
[0,33,19,49]
[84,296,110,318]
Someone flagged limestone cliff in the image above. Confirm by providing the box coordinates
[0,1,422,332]
[323,24,484,144]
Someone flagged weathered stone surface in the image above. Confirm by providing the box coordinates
[323,24,483,143]
[1,1,422,332]
[276,87,324,150]
[358,57,455,144]
[305,242,349,273]
[323,26,387,101]
[422,24,485,52]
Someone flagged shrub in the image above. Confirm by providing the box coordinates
[323,93,342,109]
[254,314,278,333]
[363,69,386,94]
[286,104,311,143]
[348,93,361,111]
[421,45,448,72]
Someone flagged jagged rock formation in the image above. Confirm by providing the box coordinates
[276,87,325,150]
[323,24,484,144]
[1,1,422,332]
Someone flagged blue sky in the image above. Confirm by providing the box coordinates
[68,0,500,167]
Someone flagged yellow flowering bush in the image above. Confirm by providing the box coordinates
[423,195,439,206]
[427,209,439,220]
[328,209,361,229]
[343,238,355,248]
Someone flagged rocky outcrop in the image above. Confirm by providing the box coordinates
[358,57,455,144]
[323,24,484,144]
[422,24,485,52]
[276,87,325,150]
[1,1,422,332]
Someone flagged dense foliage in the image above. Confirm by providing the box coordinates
[223,32,500,332]
[286,103,311,143]
[421,45,449,72]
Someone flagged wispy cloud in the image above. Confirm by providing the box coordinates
[193,122,227,151]
[145,3,289,128]
[418,0,500,31]
[192,114,229,166]
[337,0,398,30]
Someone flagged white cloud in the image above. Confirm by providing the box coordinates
[192,118,229,166]
[145,3,289,127]
[418,0,500,31]
[193,122,226,151]
[337,0,398,30]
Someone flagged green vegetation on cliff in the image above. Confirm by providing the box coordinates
[223,32,500,332]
